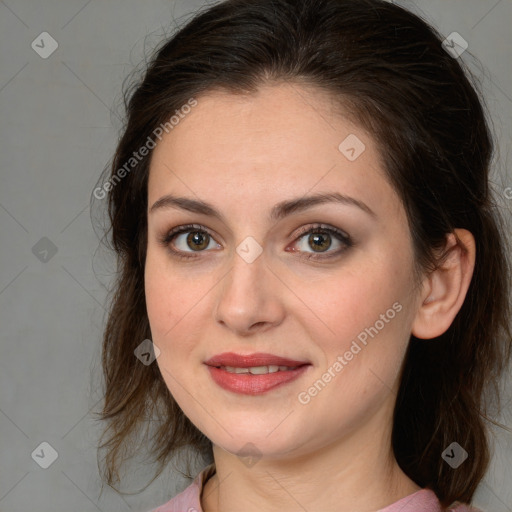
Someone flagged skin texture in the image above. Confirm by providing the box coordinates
[144,82,475,512]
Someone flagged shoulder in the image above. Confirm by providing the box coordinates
[378,488,486,512]
[147,463,216,512]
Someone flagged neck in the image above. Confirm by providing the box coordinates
[201,398,421,512]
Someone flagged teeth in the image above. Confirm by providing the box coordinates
[221,365,296,374]
[248,365,270,375]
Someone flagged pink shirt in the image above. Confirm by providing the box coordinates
[150,463,484,512]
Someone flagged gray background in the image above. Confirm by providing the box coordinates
[0,1,511,511]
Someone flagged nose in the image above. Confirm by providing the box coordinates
[213,243,286,337]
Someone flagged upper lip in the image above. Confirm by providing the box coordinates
[204,352,311,368]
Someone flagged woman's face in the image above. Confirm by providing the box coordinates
[145,82,423,460]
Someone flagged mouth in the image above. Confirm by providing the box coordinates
[216,364,301,374]
[204,352,312,395]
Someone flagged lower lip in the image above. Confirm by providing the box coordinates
[205,364,311,395]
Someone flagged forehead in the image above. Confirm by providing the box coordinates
[148,82,395,216]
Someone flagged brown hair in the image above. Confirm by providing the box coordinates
[93,0,512,507]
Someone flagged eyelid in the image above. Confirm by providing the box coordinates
[159,223,215,246]
[291,223,351,243]
[287,223,353,259]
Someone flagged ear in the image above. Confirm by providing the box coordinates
[411,229,476,340]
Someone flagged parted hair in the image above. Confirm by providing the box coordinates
[94,0,512,507]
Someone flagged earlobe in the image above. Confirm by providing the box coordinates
[411,229,476,340]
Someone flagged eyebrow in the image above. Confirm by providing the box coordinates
[149,191,376,222]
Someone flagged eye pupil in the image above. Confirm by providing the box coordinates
[309,233,331,252]
[187,231,209,251]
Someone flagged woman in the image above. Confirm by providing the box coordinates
[95,0,512,510]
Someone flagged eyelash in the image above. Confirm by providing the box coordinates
[158,223,354,261]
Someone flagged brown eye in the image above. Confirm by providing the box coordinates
[307,232,332,252]
[289,224,353,260]
[160,224,221,259]
[186,231,210,251]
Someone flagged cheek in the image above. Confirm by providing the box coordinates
[144,250,223,403]
[297,281,408,426]
[144,249,211,340]
[144,255,201,394]
[296,257,409,349]
[305,256,412,395]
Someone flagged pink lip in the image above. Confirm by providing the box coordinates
[204,352,310,368]
[204,352,311,395]
[205,365,310,395]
